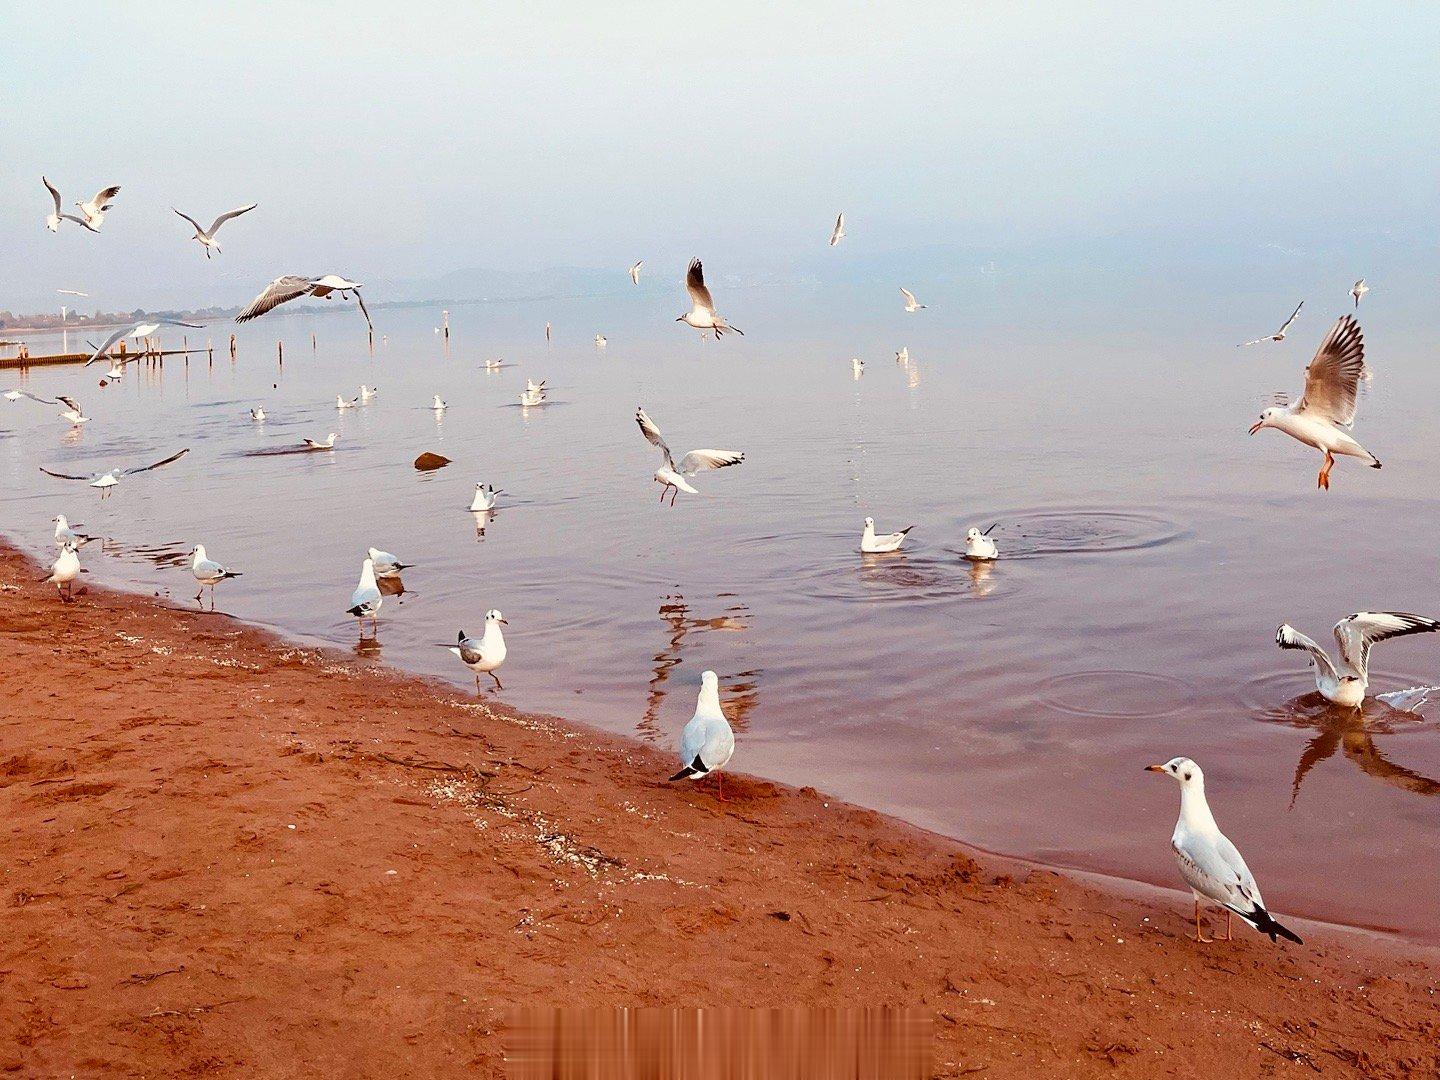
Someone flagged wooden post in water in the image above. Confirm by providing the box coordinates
[277,341,283,369]
[442,309,450,341]
[311,332,317,352]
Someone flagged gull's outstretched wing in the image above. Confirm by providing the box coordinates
[121,448,190,475]
[629,261,643,284]
[1275,624,1339,684]
[85,326,131,365]
[209,203,257,235]
[635,406,674,469]
[236,276,313,322]
[1296,315,1366,427]
[829,212,844,246]
[677,449,744,475]
[686,259,715,312]
[43,176,62,215]
[39,466,92,481]
[90,185,121,210]
[172,207,207,234]
[5,389,59,405]
[1276,300,1303,336]
[55,395,82,414]
[354,289,374,332]
[1333,612,1440,681]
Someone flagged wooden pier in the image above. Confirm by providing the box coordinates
[0,347,210,370]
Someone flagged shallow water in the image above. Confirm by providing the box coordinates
[4,281,1440,942]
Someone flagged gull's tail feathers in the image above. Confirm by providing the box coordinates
[1237,904,1303,945]
[669,756,708,782]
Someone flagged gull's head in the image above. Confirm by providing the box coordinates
[863,517,875,529]
[1146,756,1202,786]
[191,544,206,559]
[52,515,65,525]
[966,527,987,541]
[700,670,719,690]
[486,608,507,626]
[1250,407,1283,435]
[366,547,382,561]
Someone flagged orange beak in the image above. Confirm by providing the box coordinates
[1248,421,1263,435]
[1144,764,1166,772]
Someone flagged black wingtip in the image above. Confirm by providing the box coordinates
[346,605,366,617]
[668,766,699,782]
[1252,906,1303,945]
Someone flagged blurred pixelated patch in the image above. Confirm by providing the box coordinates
[505,1007,931,1079]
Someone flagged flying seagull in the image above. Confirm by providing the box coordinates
[1239,301,1303,346]
[1146,757,1302,945]
[1351,279,1369,308]
[84,319,202,365]
[635,406,744,505]
[444,610,508,690]
[236,275,372,331]
[1276,612,1440,708]
[669,670,735,798]
[1249,314,1377,489]
[42,177,91,233]
[900,287,926,312]
[39,448,189,498]
[55,395,88,426]
[172,203,257,258]
[677,259,744,338]
[629,261,644,285]
[5,389,59,405]
[75,185,121,231]
[829,212,845,247]
[861,517,911,553]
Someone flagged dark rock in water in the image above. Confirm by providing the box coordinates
[413,452,451,471]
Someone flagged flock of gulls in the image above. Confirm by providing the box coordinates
[14,179,1432,948]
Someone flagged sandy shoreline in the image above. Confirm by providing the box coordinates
[2,541,1438,1077]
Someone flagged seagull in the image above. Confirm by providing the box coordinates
[861,517,912,553]
[84,319,203,365]
[172,203,257,258]
[895,346,910,364]
[525,379,547,396]
[677,259,744,338]
[1145,757,1303,945]
[431,395,448,411]
[39,448,188,498]
[1249,314,1377,490]
[52,515,94,548]
[347,557,382,636]
[900,288,926,313]
[302,433,338,450]
[964,526,998,561]
[828,212,845,247]
[851,358,864,378]
[359,385,378,402]
[469,483,501,512]
[42,177,90,232]
[5,389,58,404]
[668,670,735,798]
[101,357,131,382]
[482,358,504,371]
[635,406,744,505]
[75,185,121,231]
[1275,612,1440,708]
[367,547,411,579]
[336,395,358,409]
[629,261,644,285]
[444,610,508,690]
[190,544,242,606]
[55,396,88,426]
[1351,279,1369,308]
[42,543,84,602]
[235,275,372,331]
[1238,301,1303,346]
[595,333,607,348]
[250,408,266,421]
[519,388,546,407]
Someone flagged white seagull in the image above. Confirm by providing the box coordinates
[42,177,90,232]
[629,261,644,285]
[595,333,607,348]
[55,396,88,426]
[1351,279,1369,308]
[900,288,926,313]
[525,379,547,396]
[302,433,338,450]
[367,547,411,579]
[635,406,744,505]
[851,358,864,378]
[42,543,85,602]
[84,319,203,366]
[52,515,94,548]
[431,395,448,411]
[236,275,372,331]
[1146,757,1303,945]
[347,557,382,635]
[469,483,501,512]
[861,517,912,554]
[172,203,257,258]
[677,259,744,338]
[359,385,378,402]
[39,448,188,498]
[1239,301,1304,346]
[519,388,546,407]
[964,526,998,561]
[75,184,122,231]
[445,610,508,690]
[895,346,910,364]
[250,408,266,421]
[1276,612,1440,709]
[669,670,735,797]
[1249,314,1377,490]
[828,212,845,247]
[190,544,242,606]
[336,395,358,409]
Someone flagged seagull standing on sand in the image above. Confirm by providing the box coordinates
[445,610,508,690]
[677,260,744,338]
[52,515,93,547]
[1275,612,1440,708]
[39,448,189,498]
[635,406,744,505]
[1351,279,1369,308]
[347,557,382,636]
[172,203,257,258]
[861,517,912,553]
[303,433,338,450]
[900,288,926,312]
[367,547,411,579]
[964,526,998,561]
[42,178,90,232]
[669,671,735,797]
[1249,314,1377,490]
[1145,757,1302,945]
[190,544,242,607]
[1238,301,1303,346]
[829,213,846,247]
[629,261,644,285]
[42,543,84,602]
[84,319,203,365]
[75,185,121,231]
[236,275,373,332]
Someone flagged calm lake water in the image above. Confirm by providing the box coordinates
[4,273,1440,942]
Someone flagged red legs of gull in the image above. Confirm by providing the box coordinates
[1317,450,1335,491]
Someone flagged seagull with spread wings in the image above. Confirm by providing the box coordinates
[676,259,743,338]
[635,406,744,505]
[1276,612,1440,708]
[235,275,372,331]
[39,448,189,498]
[75,184,121,231]
[1238,301,1303,346]
[172,203,257,258]
[1249,315,1376,490]
[1351,279,1369,308]
[629,260,644,285]
[84,319,203,366]
[5,388,59,405]
[829,212,845,247]
[41,177,91,233]
[900,287,926,312]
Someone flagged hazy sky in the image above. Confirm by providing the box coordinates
[4,3,1437,311]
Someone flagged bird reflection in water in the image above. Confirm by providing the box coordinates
[967,560,996,597]
[470,508,496,541]
[638,592,756,742]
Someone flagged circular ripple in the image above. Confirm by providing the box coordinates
[1037,670,1195,720]
[1237,668,1440,724]
[947,507,1189,560]
[792,548,1025,606]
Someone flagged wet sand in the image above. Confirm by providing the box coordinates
[1,541,1437,1078]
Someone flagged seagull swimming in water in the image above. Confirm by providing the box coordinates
[336,395,358,409]
[469,483,501,512]
[519,387,547,407]
[84,319,204,366]
[829,213,845,247]
[1146,757,1302,945]
[629,261,644,285]
[75,184,122,231]
[669,670,735,797]
[900,287,926,312]
[861,517,912,553]
[1275,612,1440,709]
[42,177,91,232]
[303,433,338,450]
[1238,301,1304,346]
[39,448,189,498]
[677,259,744,338]
[236,275,372,331]
[1249,314,1377,490]
[431,395,448,411]
[444,610,508,690]
[359,385,378,402]
[635,406,744,505]
[172,203,257,258]
[964,526,998,561]
[250,408,266,421]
